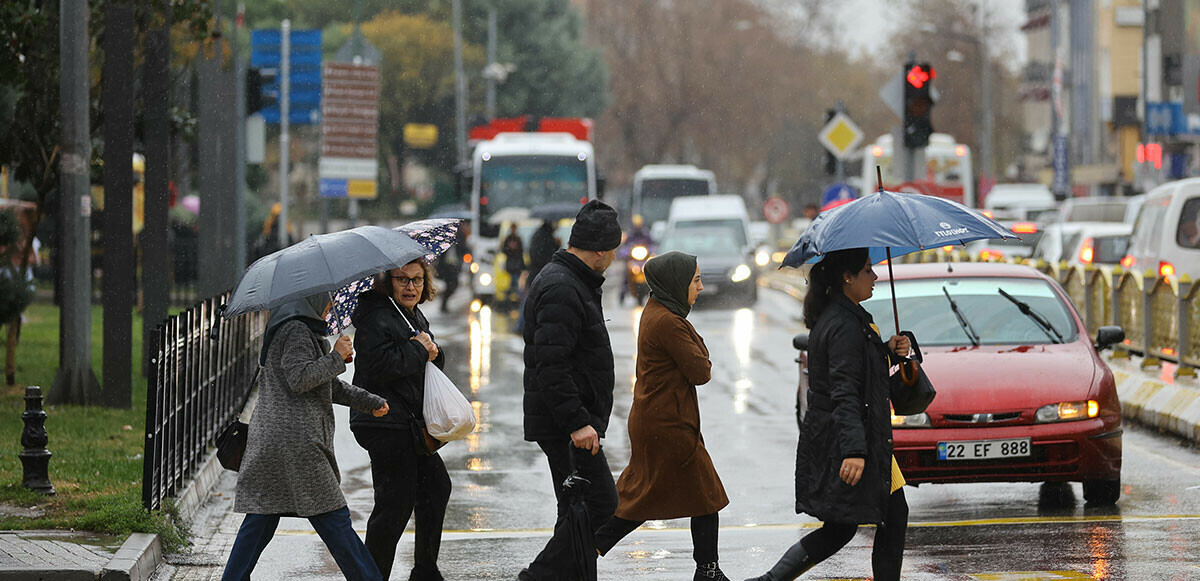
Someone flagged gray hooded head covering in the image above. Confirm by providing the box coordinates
[644,251,698,318]
[260,293,332,365]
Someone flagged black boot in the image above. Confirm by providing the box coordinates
[694,561,731,581]
[743,542,814,581]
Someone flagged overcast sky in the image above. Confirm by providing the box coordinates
[832,0,1029,67]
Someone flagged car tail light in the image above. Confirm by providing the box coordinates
[942,245,954,252]
[1120,255,1135,269]
[1078,238,1094,264]
[980,249,1004,261]
[1159,261,1176,277]
[981,210,995,219]
[1011,222,1038,234]
[463,253,473,264]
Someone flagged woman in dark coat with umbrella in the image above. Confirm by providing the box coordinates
[350,259,451,581]
[595,251,731,581]
[746,247,910,581]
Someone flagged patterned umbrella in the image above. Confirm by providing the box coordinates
[325,219,461,334]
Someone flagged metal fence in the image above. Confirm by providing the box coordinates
[141,293,268,511]
[899,249,1200,377]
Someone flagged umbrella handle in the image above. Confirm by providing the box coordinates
[899,359,919,387]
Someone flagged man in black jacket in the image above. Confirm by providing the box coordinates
[518,200,622,581]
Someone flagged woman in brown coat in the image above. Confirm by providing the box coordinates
[595,251,731,581]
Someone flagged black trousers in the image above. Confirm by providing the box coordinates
[801,488,908,581]
[520,438,619,581]
[354,427,452,580]
[595,513,719,565]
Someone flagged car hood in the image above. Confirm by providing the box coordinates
[919,341,1098,414]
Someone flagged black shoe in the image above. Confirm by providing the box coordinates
[410,564,445,581]
[695,561,731,581]
[743,541,814,581]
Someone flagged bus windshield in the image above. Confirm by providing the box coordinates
[479,155,588,227]
[637,178,710,225]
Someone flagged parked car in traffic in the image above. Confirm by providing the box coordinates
[657,224,758,306]
[964,220,1044,262]
[1031,221,1132,267]
[796,262,1125,506]
[983,183,1057,221]
[1124,178,1200,278]
[1056,195,1144,225]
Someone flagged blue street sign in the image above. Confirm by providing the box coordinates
[1145,102,1183,136]
[821,182,857,210]
[251,28,323,125]
[319,178,349,198]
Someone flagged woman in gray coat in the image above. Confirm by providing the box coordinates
[223,294,391,581]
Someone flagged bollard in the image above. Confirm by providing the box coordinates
[1178,276,1195,379]
[19,386,55,495]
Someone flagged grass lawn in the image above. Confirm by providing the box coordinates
[0,301,186,548]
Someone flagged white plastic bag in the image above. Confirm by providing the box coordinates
[388,297,476,442]
[422,361,476,442]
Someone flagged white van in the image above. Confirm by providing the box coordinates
[661,195,758,305]
[1125,178,1200,278]
[984,183,1057,220]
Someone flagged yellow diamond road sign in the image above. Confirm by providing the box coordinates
[819,112,864,160]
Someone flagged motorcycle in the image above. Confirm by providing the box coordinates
[620,240,653,305]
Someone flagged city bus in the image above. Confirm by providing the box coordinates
[631,164,717,239]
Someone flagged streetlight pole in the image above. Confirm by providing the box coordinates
[453,0,468,166]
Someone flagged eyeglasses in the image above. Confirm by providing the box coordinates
[391,276,425,288]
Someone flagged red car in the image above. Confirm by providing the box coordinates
[831,262,1124,505]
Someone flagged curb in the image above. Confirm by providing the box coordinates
[1109,360,1200,444]
[100,533,160,581]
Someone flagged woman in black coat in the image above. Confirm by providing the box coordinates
[350,259,451,581]
[746,248,910,581]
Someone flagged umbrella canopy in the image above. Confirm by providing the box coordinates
[782,190,1016,268]
[531,202,584,222]
[324,219,462,334]
[223,225,428,319]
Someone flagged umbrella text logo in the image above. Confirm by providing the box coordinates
[935,223,969,237]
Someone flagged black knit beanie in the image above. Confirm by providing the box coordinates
[568,200,622,251]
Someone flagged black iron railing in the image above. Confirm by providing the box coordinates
[141,293,267,511]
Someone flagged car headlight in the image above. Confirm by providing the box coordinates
[479,273,493,287]
[890,412,931,428]
[1035,400,1099,422]
[755,251,770,267]
[630,245,649,261]
[470,263,480,274]
[730,264,753,283]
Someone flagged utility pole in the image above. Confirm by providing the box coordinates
[101,0,135,408]
[279,20,291,249]
[453,0,468,165]
[51,0,100,405]
[486,5,498,120]
[347,0,363,228]
[142,5,172,376]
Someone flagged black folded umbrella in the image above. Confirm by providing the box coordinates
[563,446,597,581]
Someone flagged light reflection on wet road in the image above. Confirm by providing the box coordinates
[168,284,1200,580]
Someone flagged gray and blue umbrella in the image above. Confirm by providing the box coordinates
[781,189,1016,333]
[781,189,1016,268]
[222,225,429,319]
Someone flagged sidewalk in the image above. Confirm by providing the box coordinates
[0,530,162,580]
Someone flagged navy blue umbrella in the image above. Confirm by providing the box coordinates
[782,189,1016,333]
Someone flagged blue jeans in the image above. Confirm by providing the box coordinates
[222,506,382,581]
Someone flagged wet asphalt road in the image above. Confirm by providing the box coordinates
[166,282,1200,581]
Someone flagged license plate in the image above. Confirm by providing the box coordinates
[937,438,1031,461]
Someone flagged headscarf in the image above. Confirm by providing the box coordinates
[644,251,698,318]
[260,293,332,365]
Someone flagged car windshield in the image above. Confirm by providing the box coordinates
[637,179,710,225]
[670,219,747,248]
[660,226,742,257]
[479,155,588,220]
[863,277,1078,346]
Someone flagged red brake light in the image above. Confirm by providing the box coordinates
[580,197,588,204]
[1078,238,1094,264]
[1120,255,1135,269]
[1011,222,1038,234]
[463,253,473,264]
[980,249,1005,261]
[1159,261,1176,277]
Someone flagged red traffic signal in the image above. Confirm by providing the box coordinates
[906,64,936,89]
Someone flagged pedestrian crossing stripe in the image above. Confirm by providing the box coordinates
[970,573,1095,580]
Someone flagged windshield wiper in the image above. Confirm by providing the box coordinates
[997,288,1063,344]
[942,287,980,346]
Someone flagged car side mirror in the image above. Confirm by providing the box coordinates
[793,332,809,351]
[1095,326,1124,350]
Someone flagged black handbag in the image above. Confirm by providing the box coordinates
[216,420,249,471]
[215,367,262,471]
[890,330,936,416]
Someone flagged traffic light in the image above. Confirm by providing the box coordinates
[902,61,935,148]
[245,67,278,115]
[823,108,837,175]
